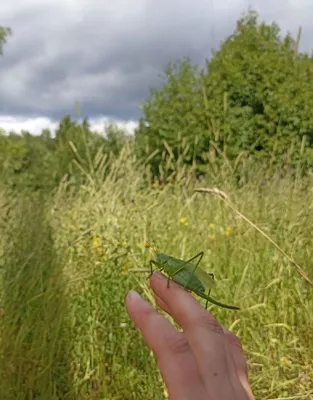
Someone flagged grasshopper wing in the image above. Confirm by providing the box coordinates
[184,261,216,290]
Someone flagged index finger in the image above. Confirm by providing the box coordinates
[125,290,208,399]
[149,272,242,398]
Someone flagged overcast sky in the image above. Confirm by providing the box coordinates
[0,0,312,134]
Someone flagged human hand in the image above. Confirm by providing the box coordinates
[126,271,255,400]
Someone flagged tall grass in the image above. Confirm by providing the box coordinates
[0,192,70,399]
[0,143,313,399]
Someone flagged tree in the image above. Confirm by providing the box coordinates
[0,130,58,191]
[0,26,12,55]
[104,122,132,156]
[54,115,108,185]
[135,10,313,176]
[202,10,313,160]
[135,59,206,176]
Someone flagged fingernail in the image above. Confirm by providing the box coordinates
[127,290,142,302]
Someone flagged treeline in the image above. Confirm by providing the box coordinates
[135,10,313,176]
[0,119,131,191]
[1,10,313,192]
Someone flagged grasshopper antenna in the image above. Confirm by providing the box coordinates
[128,204,161,276]
[132,202,159,256]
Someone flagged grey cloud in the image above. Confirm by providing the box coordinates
[0,0,312,123]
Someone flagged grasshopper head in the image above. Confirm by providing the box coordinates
[144,240,158,254]
[155,252,168,264]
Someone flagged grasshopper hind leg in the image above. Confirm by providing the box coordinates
[169,252,204,291]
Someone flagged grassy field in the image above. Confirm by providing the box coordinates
[0,146,313,399]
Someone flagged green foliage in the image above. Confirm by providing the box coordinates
[104,122,132,156]
[135,59,205,177]
[0,26,12,55]
[2,10,313,399]
[53,116,133,188]
[3,10,313,190]
[0,118,133,192]
[202,10,313,160]
[0,131,57,191]
[0,191,71,399]
[135,10,313,177]
[135,59,207,178]
[54,115,98,186]
[1,154,313,398]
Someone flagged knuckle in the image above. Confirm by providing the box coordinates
[137,308,157,328]
[226,332,243,349]
[223,328,243,349]
[164,332,190,355]
[191,314,223,334]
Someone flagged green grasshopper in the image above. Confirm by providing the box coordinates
[144,241,240,310]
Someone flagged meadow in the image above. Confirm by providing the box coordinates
[0,143,313,400]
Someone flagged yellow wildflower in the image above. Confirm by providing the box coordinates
[144,241,150,248]
[280,356,291,367]
[67,209,72,216]
[208,234,216,241]
[92,238,100,248]
[179,217,187,224]
[225,227,232,236]
[121,265,128,274]
[209,223,215,229]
